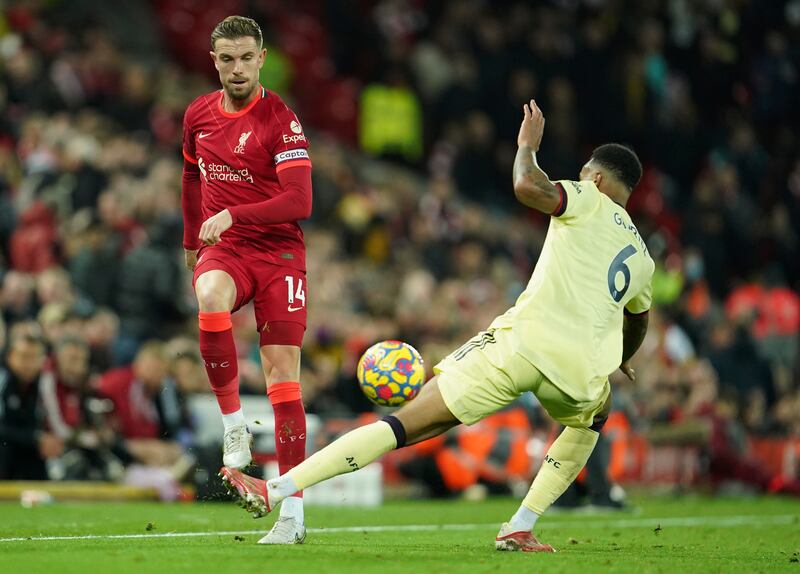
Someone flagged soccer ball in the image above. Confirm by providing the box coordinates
[357,340,425,407]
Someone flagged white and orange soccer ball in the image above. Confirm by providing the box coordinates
[357,340,425,407]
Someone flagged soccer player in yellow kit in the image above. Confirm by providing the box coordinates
[221,99,654,552]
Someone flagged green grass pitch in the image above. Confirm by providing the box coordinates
[1,495,799,573]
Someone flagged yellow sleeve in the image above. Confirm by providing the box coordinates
[624,280,652,315]
[552,180,602,222]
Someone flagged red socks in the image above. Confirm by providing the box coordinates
[199,311,240,414]
[199,309,306,490]
[268,381,307,496]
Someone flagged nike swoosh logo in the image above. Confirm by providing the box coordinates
[287,306,303,312]
[198,132,211,139]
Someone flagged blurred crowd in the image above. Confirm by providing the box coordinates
[0,0,797,494]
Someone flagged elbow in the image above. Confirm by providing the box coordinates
[294,196,312,221]
[182,161,201,183]
[513,179,542,206]
[624,312,650,336]
[299,192,312,220]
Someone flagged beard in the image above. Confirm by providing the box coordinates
[224,78,253,100]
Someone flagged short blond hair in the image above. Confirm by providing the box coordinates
[211,15,263,50]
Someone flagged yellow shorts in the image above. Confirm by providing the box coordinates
[434,328,610,428]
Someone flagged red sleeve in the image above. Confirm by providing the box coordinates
[182,159,203,250]
[268,99,312,171]
[228,164,312,225]
[181,104,203,250]
[182,105,197,163]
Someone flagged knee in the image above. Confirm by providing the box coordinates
[261,346,301,382]
[590,393,613,433]
[195,283,233,312]
[268,366,297,384]
[589,414,608,432]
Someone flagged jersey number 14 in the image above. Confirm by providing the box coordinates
[607,245,636,302]
[285,275,306,308]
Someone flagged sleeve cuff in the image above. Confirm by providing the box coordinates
[550,182,567,217]
[275,159,312,173]
[227,206,241,224]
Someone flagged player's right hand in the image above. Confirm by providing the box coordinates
[185,249,199,270]
[518,99,545,151]
[199,209,233,246]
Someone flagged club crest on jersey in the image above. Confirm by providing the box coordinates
[234,131,253,154]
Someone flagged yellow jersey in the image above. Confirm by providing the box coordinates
[491,179,654,402]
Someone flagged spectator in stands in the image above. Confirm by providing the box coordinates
[169,348,207,395]
[96,341,192,468]
[706,318,775,405]
[112,220,186,364]
[359,67,423,164]
[82,308,120,374]
[0,332,61,479]
[67,217,121,309]
[647,360,800,496]
[40,335,124,480]
[0,271,37,325]
[10,201,59,272]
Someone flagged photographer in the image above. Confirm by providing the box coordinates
[40,335,124,480]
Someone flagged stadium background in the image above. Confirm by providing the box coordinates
[0,0,798,504]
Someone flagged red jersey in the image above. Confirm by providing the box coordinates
[96,367,160,440]
[182,86,312,271]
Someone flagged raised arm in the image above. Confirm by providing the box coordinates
[513,99,562,215]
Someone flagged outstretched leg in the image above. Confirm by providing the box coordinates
[221,376,459,517]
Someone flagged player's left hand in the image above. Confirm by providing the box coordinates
[619,361,636,381]
[199,209,233,245]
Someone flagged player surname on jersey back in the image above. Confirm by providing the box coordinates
[612,212,649,255]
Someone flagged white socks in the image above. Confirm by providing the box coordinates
[509,505,540,532]
[279,495,304,523]
[221,409,245,431]
[267,474,300,504]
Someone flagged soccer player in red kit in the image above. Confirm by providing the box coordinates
[181,16,311,545]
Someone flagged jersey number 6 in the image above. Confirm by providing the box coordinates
[607,244,636,302]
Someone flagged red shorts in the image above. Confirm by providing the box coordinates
[193,244,307,346]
